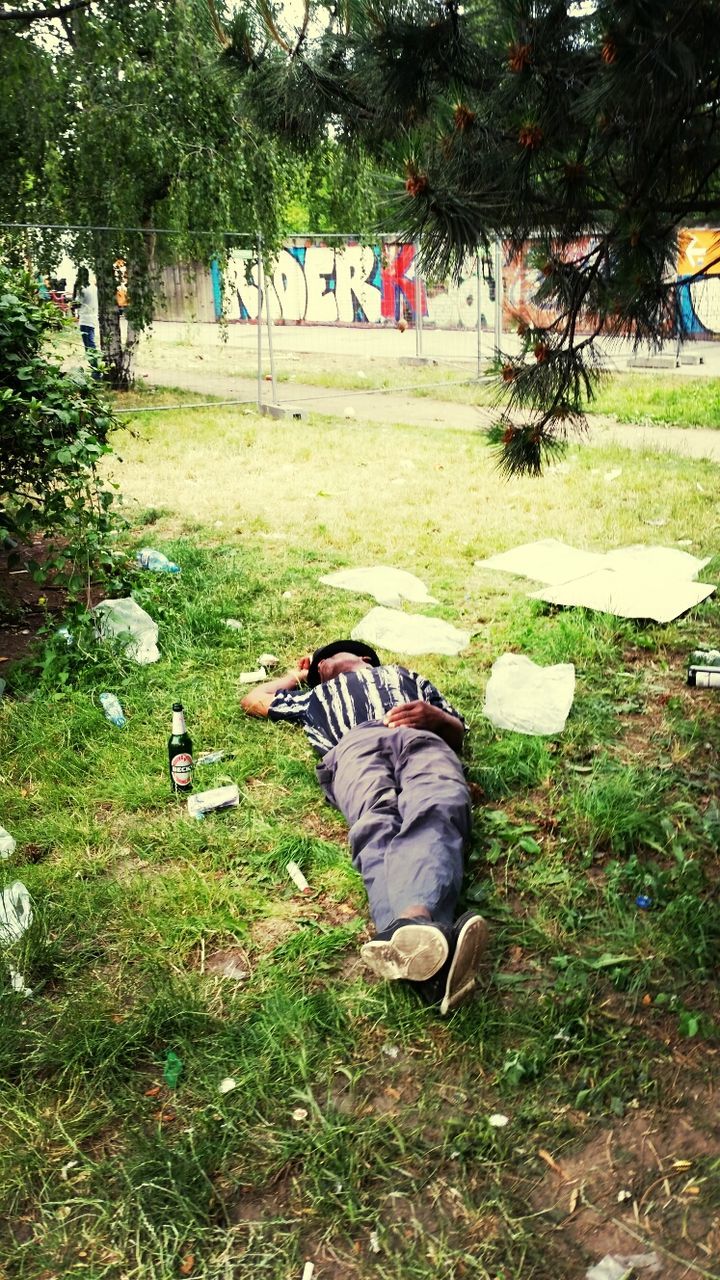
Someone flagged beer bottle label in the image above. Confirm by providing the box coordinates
[171,751,193,788]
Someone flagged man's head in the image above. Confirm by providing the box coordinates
[307,640,381,688]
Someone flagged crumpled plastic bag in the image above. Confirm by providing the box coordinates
[94,597,160,665]
[483,653,575,735]
[351,607,470,656]
[320,566,437,608]
[586,1253,662,1280]
[0,881,32,945]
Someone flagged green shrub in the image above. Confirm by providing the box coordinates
[0,266,121,597]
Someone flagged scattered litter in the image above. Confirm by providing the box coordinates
[162,1051,183,1088]
[0,827,16,860]
[9,967,31,996]
[381,1043,400,1059]
[281,590,293,600]
[287,861,311,894]
[676,538,693,547]
[616,1189,633,1203]
[604,468,623,483]
[301,1264,315,1280]
[0,881,32,944]
[369,1230,381,1254]
[352,607,470,657]
[99,692,126,728]
[483,654,575,735]
[320,565,438,608]
[635,895,652,910]
[537,1148,565,1179]
[487,1113,509,1128]
[218,1077,237,1095]
[136,547,180,573]
[344,406,356,419]
[291,1107,308,1122]
[60,1160,79,1181]
[94,597,160,665]
[56,626,73,646]
[586,1253,662,1280]
[196,751,225,765]
[187,784,239,819]
[257,652,279,669]
[643,517,668,528]
[224,618,243,631]
[238,668,267,684]
[204,948,248,981]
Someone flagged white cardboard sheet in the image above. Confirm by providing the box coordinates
[320,566,437,608]
[477,539,607,585]
[351,607,470,656]
[478,539,715,622]
[529,570,715,624]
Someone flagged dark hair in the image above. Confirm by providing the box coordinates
[307,640,381,688]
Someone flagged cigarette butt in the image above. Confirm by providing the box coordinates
[302,1265,315,1280]
[287,861,311,893]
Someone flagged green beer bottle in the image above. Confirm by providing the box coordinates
[168,702,193,793]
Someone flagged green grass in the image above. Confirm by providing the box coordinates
[1,400,719,1278]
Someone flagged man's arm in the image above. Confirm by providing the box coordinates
[383,702,465,754]
[240,656,310,718]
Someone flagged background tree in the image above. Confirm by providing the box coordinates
[221,0,720,473]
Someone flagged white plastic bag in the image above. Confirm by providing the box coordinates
[483,654,575,735]
[320,566,437,608]
[351,607,470,656]
[0,881,32,945]
[94,597,160,665]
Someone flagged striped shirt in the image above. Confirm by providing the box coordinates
[268,664,464,756]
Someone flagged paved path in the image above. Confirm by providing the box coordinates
[136,365,720,464]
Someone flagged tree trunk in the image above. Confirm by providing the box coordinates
[95,260,137,390]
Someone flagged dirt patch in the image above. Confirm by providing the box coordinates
[202,946,251,982]
[531,1084,720,1278]
[249,909,303,954]
[0,537,106,672]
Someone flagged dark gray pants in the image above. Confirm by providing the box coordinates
[316,721,471,933]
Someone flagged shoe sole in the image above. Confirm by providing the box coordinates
[360,924,449,982]
[440,914,489,1016]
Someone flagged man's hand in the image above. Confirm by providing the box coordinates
[241,656,311,718]
[383,701,465,753]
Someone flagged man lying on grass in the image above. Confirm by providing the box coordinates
[241,640,488,1015]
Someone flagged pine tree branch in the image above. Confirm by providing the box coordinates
[0,0,92,21]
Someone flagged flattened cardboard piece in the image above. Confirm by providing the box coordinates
[477,539,607,585]
[320,566,437,608]
[529,570,715,623]
[603,544,711,579]
[351,607,470,656]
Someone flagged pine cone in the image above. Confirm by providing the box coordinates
[518,124,543,149]
[508,42,531,72]
[534,342,551,363]
[405,170,430,197]
[453,104,476,132]
[601,38,617,64]
[501,364,517,383]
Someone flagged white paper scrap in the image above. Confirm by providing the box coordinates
[477,539,607,586]
[320,566,437,608]
[529,570,715,624]
[483,654,576,735]
[0,881,32,945]
[351,607,470,656]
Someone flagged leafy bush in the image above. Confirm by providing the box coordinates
[0,266,121,597]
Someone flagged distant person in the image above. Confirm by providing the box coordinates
[241,640,488,1015]
[72,267,101,379]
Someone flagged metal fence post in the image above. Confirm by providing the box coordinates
[476,253,483,377]
[494,237,503,354]
[256,236,263,411]
[264,254,279,405]
[415,242,423,360]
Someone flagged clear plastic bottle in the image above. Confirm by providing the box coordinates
[99,692,126,727]
[136,547,180,573]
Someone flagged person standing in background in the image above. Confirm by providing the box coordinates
[72,267,101,379]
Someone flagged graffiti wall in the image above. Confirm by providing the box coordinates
[155,230,720,338]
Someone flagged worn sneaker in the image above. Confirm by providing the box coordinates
[360,918,451,982]
[410,910,489,1015]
